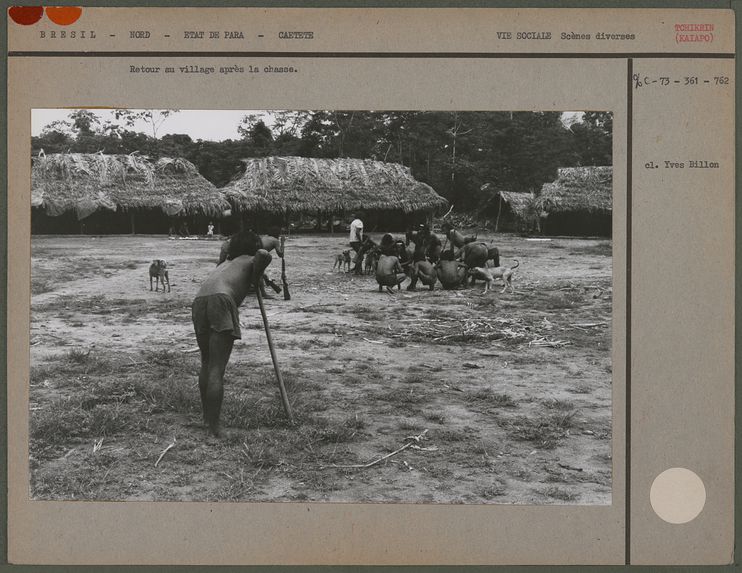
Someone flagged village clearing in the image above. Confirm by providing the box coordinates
[29,233,612,504]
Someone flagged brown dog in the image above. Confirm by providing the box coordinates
[364,248,380,275]
[469,260,519,294]
[333,250,352,272]
[149,259,170,292]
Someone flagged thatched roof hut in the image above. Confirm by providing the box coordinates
[497,191,538,220]
[32,152,228,221]
[538,166,613,236]
[540,166,612,214]
[223,157,448,224]
[488,167,613,236]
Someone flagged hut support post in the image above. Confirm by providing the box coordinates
[130,212,136,235]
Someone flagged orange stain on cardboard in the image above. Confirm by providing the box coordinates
[45,6,82,25]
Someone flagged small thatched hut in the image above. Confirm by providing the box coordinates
[31,153,229,234]
[490,190,542,233]
[223,156,448,231]
[540,166,612,236]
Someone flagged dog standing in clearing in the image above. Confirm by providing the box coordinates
[333,249,352,272]
[469,259,519,294]
[149,259,171,292]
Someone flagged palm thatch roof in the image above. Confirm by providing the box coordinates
[540,166,613,214]
[223,156,448,215]
[496,190,540,218]
[31,153,228,220]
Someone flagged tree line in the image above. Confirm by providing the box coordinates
[32,109,611,216]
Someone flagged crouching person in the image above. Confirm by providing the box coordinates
[408,258,438,291]
[375,253,407,293]
[436,251,467,290]
[192,229,273,437]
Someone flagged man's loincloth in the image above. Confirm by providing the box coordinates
[376,272,405,287]
[191,293,242,339]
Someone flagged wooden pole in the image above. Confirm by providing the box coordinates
[280,235,291,301]
[495,194,503,232]
[255,280,295,425]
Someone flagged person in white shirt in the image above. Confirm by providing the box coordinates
[348,213,364,274]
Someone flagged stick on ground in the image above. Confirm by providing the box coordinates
[154,437,176,467]
[330,429,429,469]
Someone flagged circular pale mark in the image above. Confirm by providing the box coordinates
[650,468,706,524]
[8,6,44,25]
[45,6,83,25]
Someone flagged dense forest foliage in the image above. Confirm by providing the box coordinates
[32,110,612,215]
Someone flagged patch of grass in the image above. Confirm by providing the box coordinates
[30,399,84,443]
[298,340,315,351]
[423,411,446,424]
[32,280,55,295]
[542,486,579,502]
[29,363,61,384]
[31,457,117,500]
[86,403,129,436]
[128,376,200,416]
[567,384,592,394]
[306,414,366,444]
[140,349,180,366]
[348,305,382,321]
[471,440,497,457]
[398,419,419,431]
[222,392,284,430]
[211,469,259,501]
[380,387,423,404]
[506,411,577,449]
[65,349,92,364]
[426,466,454,480]
[544,291,585,309]
[31,397,129,444]
[475,480,507,498]
[541,398,576,410]
[467,388,517,408]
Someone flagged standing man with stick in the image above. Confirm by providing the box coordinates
[259,226,285,297]
[348,212,365,275]
[191,229,272,437]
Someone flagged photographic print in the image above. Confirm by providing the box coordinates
[29,109,612,504]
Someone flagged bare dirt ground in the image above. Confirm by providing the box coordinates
[29,232,612,504]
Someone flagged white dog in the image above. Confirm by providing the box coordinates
[469,260,519,294]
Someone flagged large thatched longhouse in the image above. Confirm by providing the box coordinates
[490,166,612,236]
[31,153,229,234]
[223,156,448,231]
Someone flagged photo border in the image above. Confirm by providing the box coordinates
[1,0,739,571]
